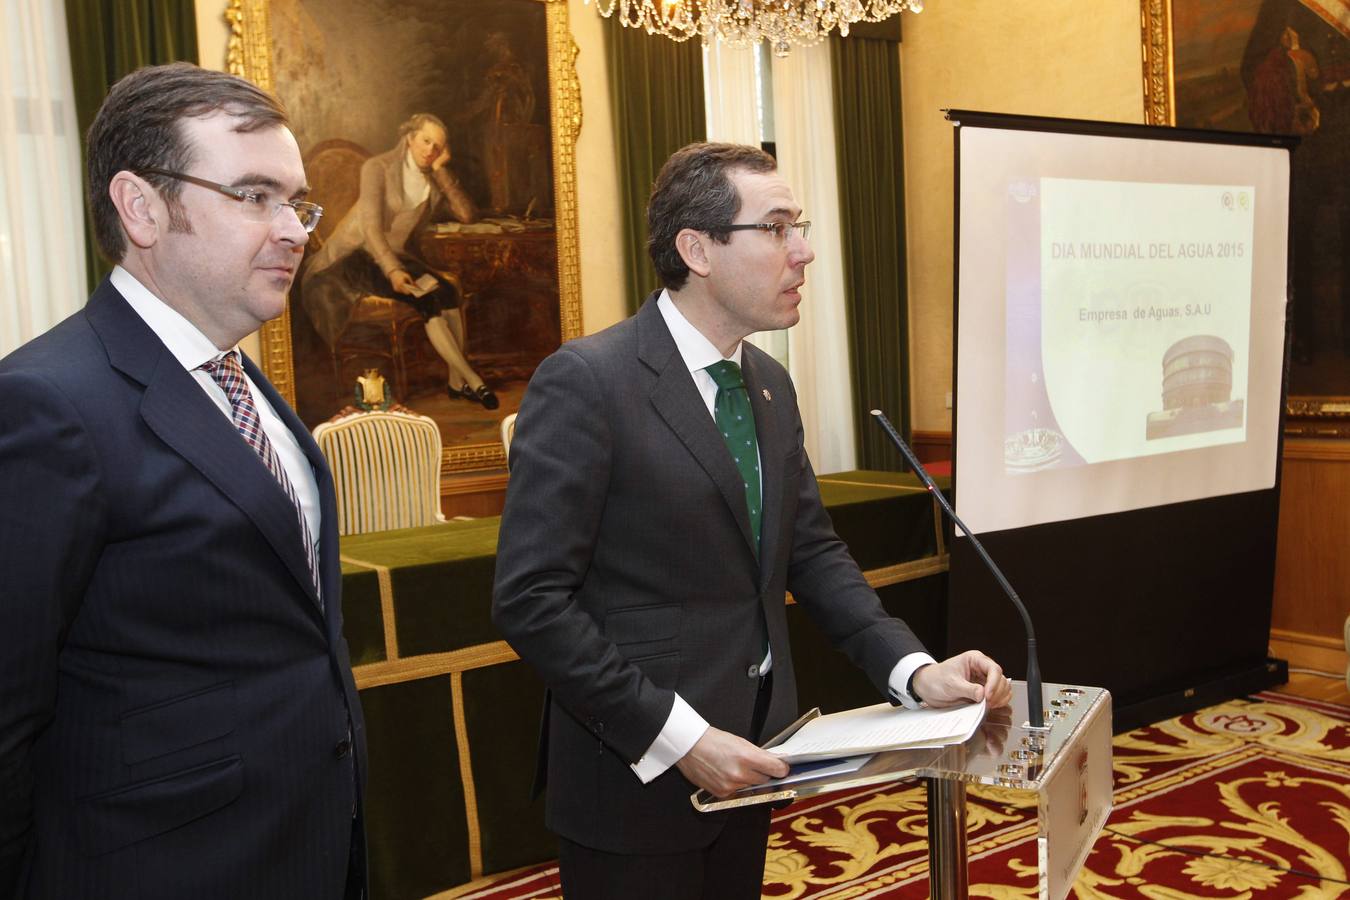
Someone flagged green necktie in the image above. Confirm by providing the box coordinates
[705,360,761,549]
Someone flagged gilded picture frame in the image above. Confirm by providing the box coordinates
[1142,0,1350,435]
[227,0,583,470]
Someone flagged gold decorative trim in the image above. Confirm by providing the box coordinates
[1288,397,1350,418]
[816,477,929,493]
[547,0,584,342]
[442,444,507,475]
[349,553,948,690]
[450,672,484,879]
[863,555,949,589]
[1139,0,1174,126]
[340,554,399,661]
[353,640,519,690]
[231,0,584,474]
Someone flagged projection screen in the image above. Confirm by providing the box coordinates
[953,113,1292,535]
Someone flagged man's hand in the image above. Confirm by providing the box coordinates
[389,269,417,295]
[675,726,790,799]
[911,650,1013,710]
[432,147,451,171]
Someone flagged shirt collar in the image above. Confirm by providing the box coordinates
[110,265,236,371]
[656,289,743,374]
[403,149,424,179]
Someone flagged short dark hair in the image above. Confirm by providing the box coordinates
[86,62,289,262]
[646,142,777,291]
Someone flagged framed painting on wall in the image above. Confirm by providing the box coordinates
[1143,0,1350,434]
[227,0,582,471]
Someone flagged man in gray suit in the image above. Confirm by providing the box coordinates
[492,143,1012,898]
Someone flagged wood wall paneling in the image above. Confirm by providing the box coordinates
[441,470,508,519]
[912,429,952,465]
[1272,439,1350,673]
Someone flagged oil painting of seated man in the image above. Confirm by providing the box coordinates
[301,112,499,410]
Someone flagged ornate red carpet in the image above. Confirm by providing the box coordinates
[444,692,1350,899]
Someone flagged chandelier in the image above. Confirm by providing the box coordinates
[584,0,924,55]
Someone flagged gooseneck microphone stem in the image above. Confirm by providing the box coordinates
[869,410,1045,729]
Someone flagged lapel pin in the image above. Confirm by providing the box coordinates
[762,389,771,401]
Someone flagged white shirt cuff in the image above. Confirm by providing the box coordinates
[887,651,938,710]
[630,693,709,784]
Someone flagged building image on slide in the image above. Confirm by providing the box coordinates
[1146,335,1245,439]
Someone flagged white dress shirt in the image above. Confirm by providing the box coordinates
[630,291,934,783]
[111,266,322,549]
[401,150,432,210]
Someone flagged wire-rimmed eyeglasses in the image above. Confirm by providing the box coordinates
[706,221,811,244]
[140,167,324,233]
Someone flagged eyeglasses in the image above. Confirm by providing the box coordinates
[706,221,811,244]
[140,167,324,233]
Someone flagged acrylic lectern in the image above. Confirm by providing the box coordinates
[692,681,1113,900]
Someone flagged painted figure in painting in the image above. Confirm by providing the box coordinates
[1248,25,1322,135]
[302,113,500,409]
[1238,2,1350,370]
[462,31,540,215]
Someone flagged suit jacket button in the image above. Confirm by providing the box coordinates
[747,664,760,678]
[335,738,352,759]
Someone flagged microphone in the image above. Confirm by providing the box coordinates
[869,409,1046,729]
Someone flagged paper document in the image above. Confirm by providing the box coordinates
[406,273,439,298]
[766,700,986,763]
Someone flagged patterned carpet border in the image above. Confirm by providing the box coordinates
[441,691,1350,899]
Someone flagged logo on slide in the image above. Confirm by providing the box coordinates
[1004,427,1065,472]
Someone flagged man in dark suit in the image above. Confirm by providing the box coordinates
[0,63,366,899]
[492,142,1013,898]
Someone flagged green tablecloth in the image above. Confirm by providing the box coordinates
[339,470,949,899]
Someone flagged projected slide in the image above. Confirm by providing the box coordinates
[954,122,1289,536]
[1003,178,1255,474]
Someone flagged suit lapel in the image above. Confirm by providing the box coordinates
[383,143,402,206]
[637,297,759,560]
[741,348,785,589]
[86,282,324,617]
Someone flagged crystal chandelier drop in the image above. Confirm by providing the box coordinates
[584,0,924,56]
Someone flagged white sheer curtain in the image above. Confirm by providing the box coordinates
[1,0,88,357]
[770,45,857,473]
[703,38,760,146]
[702,39,790,367]
[702,38,857,471]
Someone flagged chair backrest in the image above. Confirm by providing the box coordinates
[313,408,446,535]
[500,412,518,467]
[302,138,371,250]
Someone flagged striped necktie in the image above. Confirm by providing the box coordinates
[199,352,322,606]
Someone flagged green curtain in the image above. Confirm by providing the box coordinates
[603,18,706,315]
[65,0,199,294]
[831,33,910,470]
